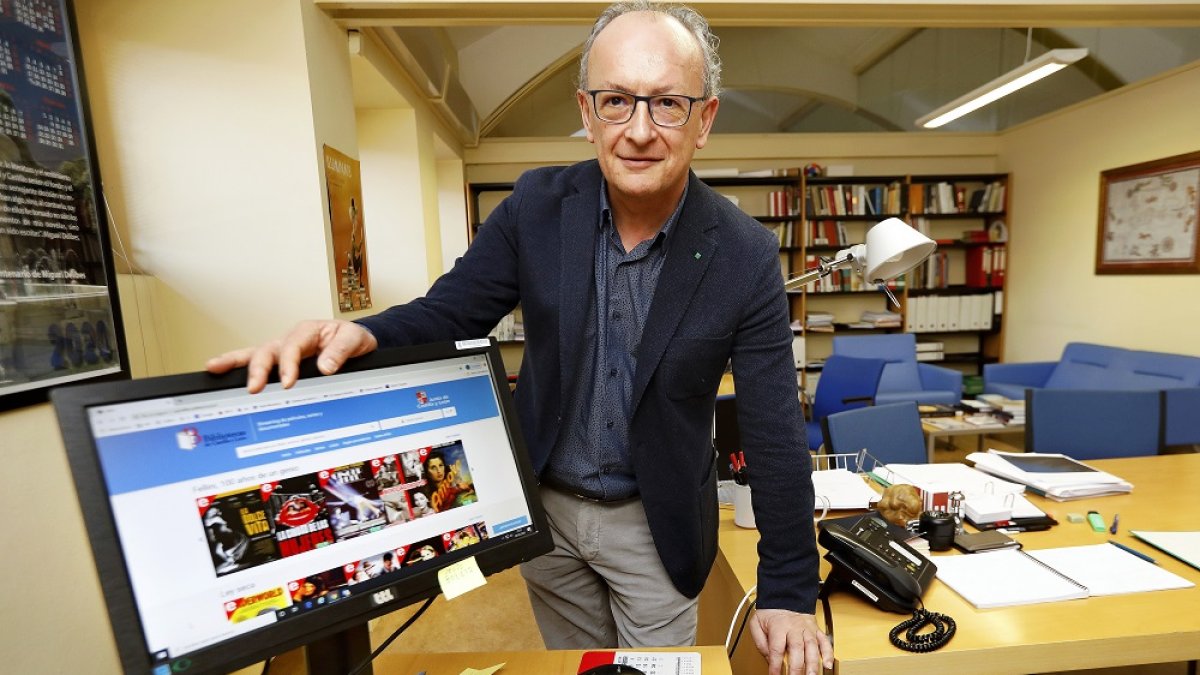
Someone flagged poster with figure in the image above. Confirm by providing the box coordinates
[323,145,371,311]
[0,0,128,411]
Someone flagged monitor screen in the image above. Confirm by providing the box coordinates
[52,339,551,674]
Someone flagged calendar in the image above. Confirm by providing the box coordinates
[578,651,701,675]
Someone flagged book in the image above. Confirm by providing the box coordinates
[953,530,1020,553]
[934,544,1194,609]
[966,450,1133,501]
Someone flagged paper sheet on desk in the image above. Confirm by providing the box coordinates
[811,468,880,510]
[459,664,504,675]
[878,463,1025,496]
[1132,531,1200,572]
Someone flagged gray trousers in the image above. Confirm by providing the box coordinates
[519,485,699,649]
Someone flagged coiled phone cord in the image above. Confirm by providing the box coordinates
[819,583,956,653]
[887,601,957,653]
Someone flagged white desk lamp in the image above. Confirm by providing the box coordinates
[784,217,937,307]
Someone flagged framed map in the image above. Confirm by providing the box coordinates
[1097,150,1200,275]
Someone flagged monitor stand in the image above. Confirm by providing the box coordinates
[304,622,372,675]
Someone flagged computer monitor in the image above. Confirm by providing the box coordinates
[51,339,552,675]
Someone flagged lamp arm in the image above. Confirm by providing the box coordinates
[783,244,866,291]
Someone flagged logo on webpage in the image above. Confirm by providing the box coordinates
[416,390,429,405]
[176,427,201,450]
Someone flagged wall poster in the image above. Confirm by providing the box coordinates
[0,0,128,411]
[323,145,371,312]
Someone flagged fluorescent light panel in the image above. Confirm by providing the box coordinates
[916,47,1088,129]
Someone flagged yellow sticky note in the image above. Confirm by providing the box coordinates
[437,556,487,600]
[458,664,504,675]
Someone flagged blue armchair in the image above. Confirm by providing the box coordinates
[1025,389,1164,460]
[832,333,962,406]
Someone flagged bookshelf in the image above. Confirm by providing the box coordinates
[465,171,1010,387]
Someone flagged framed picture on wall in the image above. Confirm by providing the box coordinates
[0,1,129,412]
[1096,150,1200,275]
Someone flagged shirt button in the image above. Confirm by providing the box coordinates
[606,420,614,429]
[609,368,618,377]
[612,311,622,320]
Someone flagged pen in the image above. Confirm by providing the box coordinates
[1109,513,1120,534]
[1108,539,1158,565]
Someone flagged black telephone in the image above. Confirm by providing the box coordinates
[818,515,936,614]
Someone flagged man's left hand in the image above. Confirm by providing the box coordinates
[749,609,834,675]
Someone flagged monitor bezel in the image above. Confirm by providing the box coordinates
[51,339,552,674]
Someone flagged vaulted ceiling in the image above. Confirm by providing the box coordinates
[323,3,1200,146]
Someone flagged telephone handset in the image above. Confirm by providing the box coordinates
[818,515,936,613]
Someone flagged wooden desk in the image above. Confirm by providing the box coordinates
[698,454,1200,675]
[373,646,732,674]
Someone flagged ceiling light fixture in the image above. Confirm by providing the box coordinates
[916,47,1089,129]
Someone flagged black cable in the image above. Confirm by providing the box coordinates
[260,655,273,675]
[727,599,756,658]
[887,600,956,653]
[817,581,835,647]
[345,596,437,675]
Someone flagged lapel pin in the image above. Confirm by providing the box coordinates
[694,252,702,259]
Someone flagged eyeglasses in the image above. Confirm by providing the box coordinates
[585,89,705,128]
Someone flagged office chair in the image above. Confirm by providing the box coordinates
[1025,389,1164,460]
[832,333,962,405]
[1165,387,1200,449]
[822,401,928,466]
[806,354,885,452]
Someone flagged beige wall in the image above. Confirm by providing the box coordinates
[998,63,1200,361]
[0,2,464,671]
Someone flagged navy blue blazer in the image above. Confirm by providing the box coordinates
[358,160,818,613]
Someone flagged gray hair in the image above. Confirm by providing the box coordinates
[578,1,722,99]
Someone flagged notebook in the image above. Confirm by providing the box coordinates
[934,543,1194,609]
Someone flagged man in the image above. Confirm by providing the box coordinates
[207,3,832,673]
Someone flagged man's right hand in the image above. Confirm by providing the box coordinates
[205,320,379,394]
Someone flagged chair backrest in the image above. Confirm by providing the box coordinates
[1048,342,1200,390]
[811,354,885,422]
[823,401,927,465]
[1164,387,1200,447]
[1025,388,1164,460]
[832,333,922,394]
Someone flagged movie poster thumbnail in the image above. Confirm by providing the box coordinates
[269,475,334,558]
[444,522,489,552]
[197,485,280,577]
[342,548,404,585]
[371,454,416,526]
[418,441,477,513]
[288,568,350,608]
[223,586,290,624]
[320,461,387,541]
[400,535,447,567]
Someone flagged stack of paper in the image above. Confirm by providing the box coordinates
[811,468,880,510]
[966,450,1133,501]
